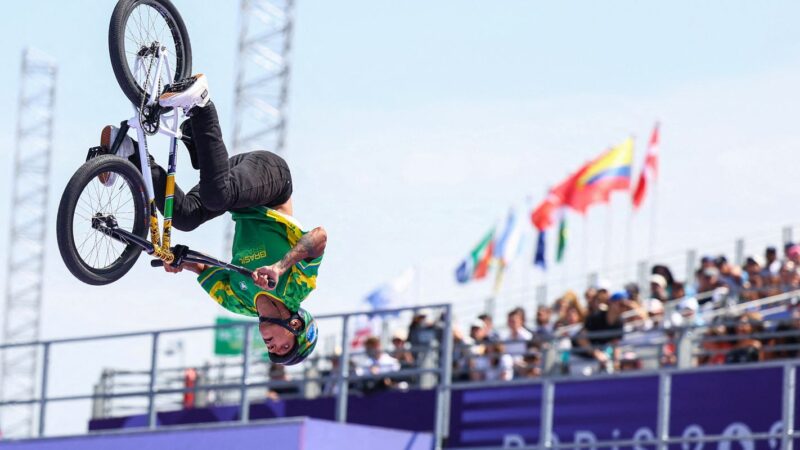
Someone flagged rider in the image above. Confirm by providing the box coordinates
[98,74,326,365]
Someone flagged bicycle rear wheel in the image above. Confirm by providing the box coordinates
[108,0,192,106]
[56,156,149,285]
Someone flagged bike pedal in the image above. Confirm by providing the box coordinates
[85,146,110,162]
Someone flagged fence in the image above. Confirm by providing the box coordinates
[2,297,800,449]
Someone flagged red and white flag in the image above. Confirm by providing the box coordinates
[632,123,660,210]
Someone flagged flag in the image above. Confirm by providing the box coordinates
[568,137,634,213]
[365,268,416,310]
[531,164,589,231]
[632,123,660,210]
[455,229,495,283]
[556,212,567,263]
[534,229,546,269]
[494,208,524,265]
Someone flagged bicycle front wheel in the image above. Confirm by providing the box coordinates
[56,156,149,285]
[108,0,192,106]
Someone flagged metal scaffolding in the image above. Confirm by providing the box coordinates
[1,48,57,438]
[224,0,295,254]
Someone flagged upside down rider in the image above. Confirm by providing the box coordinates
[98,74,327,365]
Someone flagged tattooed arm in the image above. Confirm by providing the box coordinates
[252,227,327,290]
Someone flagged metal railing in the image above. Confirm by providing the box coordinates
[0,304,453,446]
[2,296,800,449]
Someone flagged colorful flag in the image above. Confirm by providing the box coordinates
[568,137,634,213]
[556,212,567,263]
[494,208,524,265]
[531,164,589,231]
[534,229,546,269]
[455,229,495,283]
[632,123,660,210]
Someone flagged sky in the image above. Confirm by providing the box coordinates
[2,0,800,436]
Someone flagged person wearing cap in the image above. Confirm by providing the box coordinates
[474,314,498,342]
[575,290,626,373]
[587,281,611,315]
[650,274,668,302]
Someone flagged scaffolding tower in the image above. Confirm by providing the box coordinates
[224,0,295,253]
[1,48,57,438]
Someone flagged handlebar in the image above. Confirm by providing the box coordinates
[150,259,276,289]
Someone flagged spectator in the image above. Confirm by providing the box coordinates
[764,246,781,277]
[390,333,414,369]
[660,329,678,367]
[407,309,437,363]
[675,297,704,328]
[766,307,800,360]
[697,267,725,304]
[624,282,641,304]
[587,281,611,315]
[575,291,625,374]
[502,307,533,358]
[584,287,598,313]
[478,313,501,342]
[652,265,675,297]
[470,342,513,382]
[532,305,554,345]
[266,363,299,400]
[355,336,401,392]
[725,312,764,364]
[779,261,800,292]
[517,341,542,378]
[650,274,668,302]
[699,317,734,365]
[554,290,584,326]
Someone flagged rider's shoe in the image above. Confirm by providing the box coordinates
[97,125,138,186]
[158,74,210,111]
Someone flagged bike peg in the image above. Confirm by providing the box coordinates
[150,260,164,268]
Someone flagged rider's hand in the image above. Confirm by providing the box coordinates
[253,265,282,290]
[164,261,205,274]
[163,262,184,274]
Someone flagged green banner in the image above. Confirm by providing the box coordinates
[213,317,265,357]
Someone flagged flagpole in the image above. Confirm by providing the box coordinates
[625,200,634,281]
[649,179,659,261]
[603,199,614,276]
[581,214,589,287]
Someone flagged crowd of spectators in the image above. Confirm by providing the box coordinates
[337,243,800,392]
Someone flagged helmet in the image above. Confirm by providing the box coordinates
[259,308,318,366]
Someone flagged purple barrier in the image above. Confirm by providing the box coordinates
[89,389,436,433]
[2,418,432,450]
[448,366,787,449]
[85,366,791,449]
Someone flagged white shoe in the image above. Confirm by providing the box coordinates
[158,74,210,111]
[98,125,136,186]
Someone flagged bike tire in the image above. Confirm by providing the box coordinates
[56,155,149,285]
[108,0,192,106]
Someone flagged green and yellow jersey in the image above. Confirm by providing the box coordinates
[196,207,323,316]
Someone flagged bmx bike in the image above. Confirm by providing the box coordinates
[55,0,270,287]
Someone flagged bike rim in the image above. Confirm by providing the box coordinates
[72,172,138,271]
[123,1,184,101]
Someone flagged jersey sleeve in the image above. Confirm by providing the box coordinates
[197,267,241,307]
[280,254,324,311]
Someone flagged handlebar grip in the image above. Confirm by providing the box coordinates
[268,279,277,289]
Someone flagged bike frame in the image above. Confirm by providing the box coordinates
[127,45,182,264]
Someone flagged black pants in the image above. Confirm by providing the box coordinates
[144,102,293,231]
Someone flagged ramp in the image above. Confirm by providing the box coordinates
[0,418,432,450]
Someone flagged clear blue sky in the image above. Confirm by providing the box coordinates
[1,0,800,435]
